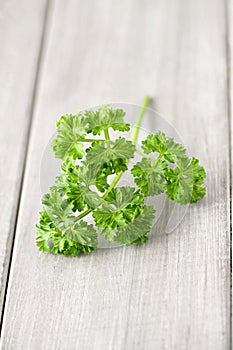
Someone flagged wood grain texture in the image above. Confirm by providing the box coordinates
[0,0,230,349]
[0,0,48,316]
[228,0,233,344]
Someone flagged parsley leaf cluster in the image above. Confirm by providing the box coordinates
[36,101,206,256]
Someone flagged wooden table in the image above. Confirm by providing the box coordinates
[0,0,232,349]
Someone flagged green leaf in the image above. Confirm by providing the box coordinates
[86,137,135,167]
[77,164,101,209]
[165,157,206,204]
[52,113,88,160]
[62,162,100,211]
[131,157,167,196]
[41,188,75,225]
[106,205,155,246]
[94,159,128,192]
[56,157,101,211]
[54,173,69,194]
[36,211,54,253]
[85,105,130,135]
[95,162,113,192]
[36,188,98,256]
[142,131,186,162]
[111,158,128,173]
[93,186,144,231]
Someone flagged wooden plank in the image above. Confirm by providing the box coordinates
[0,0,48,318]
[228,0,233,345]
[0,0,230,349]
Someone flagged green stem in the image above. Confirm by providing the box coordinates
[102,171,123,199]
[103,95,151,193]
[77,208,92,220]
[82,138,105,142]
[131,95,151,144]
[104,128,110,142]
[153,154,162,168]
[104,128,111,149]
[77,170,123,220]
[77,96,151,221]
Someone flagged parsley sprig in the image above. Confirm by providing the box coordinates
[36,96,206,256]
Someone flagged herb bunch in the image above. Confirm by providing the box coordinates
[36,97,206,257]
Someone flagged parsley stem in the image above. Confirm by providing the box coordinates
[131,95,151,144]
[104,128,110,142]
[102,171,123,199]
[77,208,92,220]
[82,138,105,142]
[102,96,151,198]
[77,96,151,221]
[77,171,123,220]
[104,128,111,149]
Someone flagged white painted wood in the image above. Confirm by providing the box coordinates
[0,0,48,316]
[228,0,233,345]
[0,0,230,349]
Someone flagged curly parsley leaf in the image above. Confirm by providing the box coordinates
[52,113,88,160]
[86,137,135,167]
[165,157,206,204]
[85,105,130,135]
[99,205,155,246]
[55,161,101,212]
[113,205,155,246]
[131,157,167,196]
[142,131,186,162]
[36,188,98,256]
[93,187,155,245]
[93,187,144,230]
[94,159,128,192]
[36,211,54,253]
[94,162,113,192]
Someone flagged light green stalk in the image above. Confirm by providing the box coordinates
[77,96,151,220]
[131,95,151,143]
